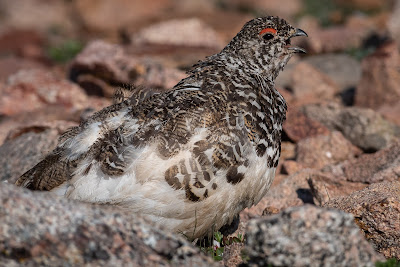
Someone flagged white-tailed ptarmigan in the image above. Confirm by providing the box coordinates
[16,16,307,239]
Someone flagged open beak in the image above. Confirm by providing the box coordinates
[292,28,308,38]
[285,28,308,54]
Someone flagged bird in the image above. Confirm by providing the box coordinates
[16,16,307,239]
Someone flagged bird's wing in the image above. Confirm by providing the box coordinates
[16,152,72,190]
[15,88,150,190]
[16,83,250,198]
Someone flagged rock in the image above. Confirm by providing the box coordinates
[133,60,186,90]
[0,107,77,146]
[168,0,215,16]
[0,0,76,36]
[300,23,367,54]
[69,40,186,93]
[342,140,400,183]
[355,41,400,109]
[378,101,400,126]
[388,0,400,47]
[290,62,340,103]
[300,11,389,53]
[128,17,224,70]
[335,0,391,11]
[0,29,45,61]
[296,131,362,170]
[275,57,298,92]
[281,160,304,175]
[301,103,341,130]
[325,181,400,259]
[307,175,367,206]
[276,142,298,177]
[73,0,171,34]
[75,74,116,97]
[243,169,326,218]
[0,97,110,146]
[302,104,400,152]
[0,121,77,184]
[69,40,135,85]
[336,107,400,152]
[345,12,389,34]
[304,54,361,91]
[223,242,244,267]
[0,183,216,266]
[280,141,296,160]
[133,18,223,49]
[243,205,382,267]
[283,108,331,143]
[0,69,88,116]
[0,56,46,81]
[218,0,302,21]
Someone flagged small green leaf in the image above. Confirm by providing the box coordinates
[214,255,223,261]
[214,231,223,243]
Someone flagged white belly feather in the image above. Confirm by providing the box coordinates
[51,125,277,238]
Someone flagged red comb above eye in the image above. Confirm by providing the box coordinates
[259,28,277,35]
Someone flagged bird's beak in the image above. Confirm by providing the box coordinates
[292,28,308,38]
[285,28,308,54]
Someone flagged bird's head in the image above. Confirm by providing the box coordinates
[222,16,308,79]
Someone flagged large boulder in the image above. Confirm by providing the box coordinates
[0,183,216,266]
[243,205,382,267]
[302,104,400,152]
[325,181,400,259]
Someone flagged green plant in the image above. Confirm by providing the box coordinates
[300,0,391,28]
[301,0,337,27]
[375,258,400,267]
[345,46,375,61]
[199,231,245,261]
[48,40,83,63]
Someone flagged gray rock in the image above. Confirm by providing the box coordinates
[222,242,244,267]
[301,103,340,130]
[243,205,383,267]
[302,103,400,152]
[304,54,361,91]
[325,181,400,259]
[0,121,76,184]
[0,183,216,267]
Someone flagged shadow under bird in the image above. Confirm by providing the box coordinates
[16,16,307,239]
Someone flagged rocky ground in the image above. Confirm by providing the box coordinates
[0,0,400,266]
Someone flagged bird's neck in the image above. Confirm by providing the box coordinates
[190,50,290,83]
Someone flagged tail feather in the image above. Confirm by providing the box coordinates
[15,153,71,191]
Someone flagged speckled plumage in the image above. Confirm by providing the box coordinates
[16,16,307,239]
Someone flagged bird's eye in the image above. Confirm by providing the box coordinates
[259,27,277,41]
[263,33,274,40]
